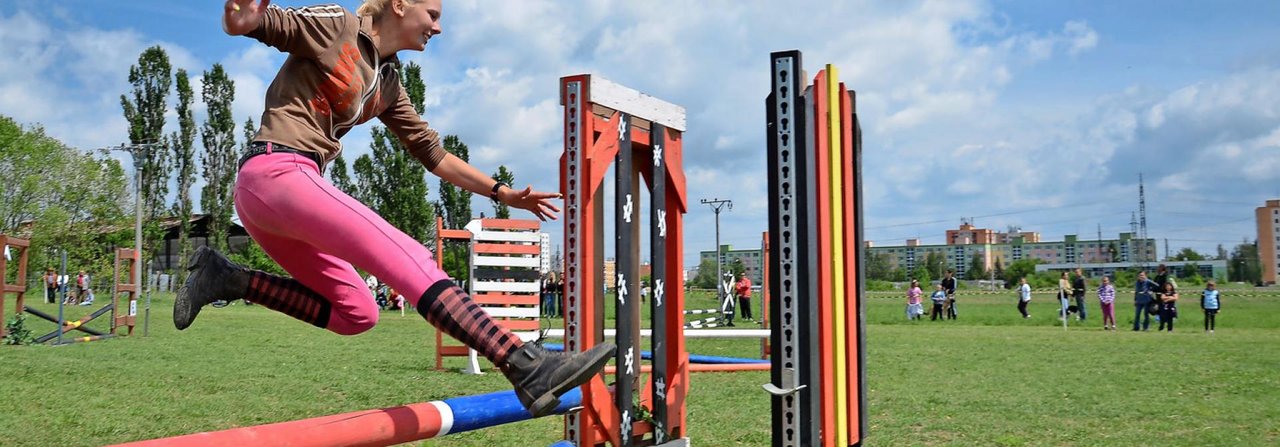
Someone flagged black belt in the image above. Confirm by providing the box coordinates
[239,142,325,171]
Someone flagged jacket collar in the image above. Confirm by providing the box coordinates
[358,14,401,69]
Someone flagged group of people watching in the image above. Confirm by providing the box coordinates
[905,270,958,321]
[907,264,1223,333]
[541,272,563,318]
[41,268,94,306]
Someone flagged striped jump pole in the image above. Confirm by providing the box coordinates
[110,388,582,447]
[682,308,719,315]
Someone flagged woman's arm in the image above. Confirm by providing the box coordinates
[431,152,562,221]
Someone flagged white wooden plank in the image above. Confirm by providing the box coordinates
[590,76,687,131]
[473,256,541,268]
[481,306,541,319]
[474,280,541,293]
[471,230,541,243]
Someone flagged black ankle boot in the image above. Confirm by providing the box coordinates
[174,246,250,330]
[502,342,616,417]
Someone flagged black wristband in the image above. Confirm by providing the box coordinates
[490,182,509,201]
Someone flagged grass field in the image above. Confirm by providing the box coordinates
[2,286,1278,446]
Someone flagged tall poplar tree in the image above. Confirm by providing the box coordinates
[350,61,434,243]
[490,165,515,219]
[171,69,198,277]
[120,45,173,221]
[200,64,237,252]
[438,134,471,229]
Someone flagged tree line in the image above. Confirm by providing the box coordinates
[3,46,520,283]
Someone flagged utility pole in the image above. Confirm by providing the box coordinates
[700,198,732,307]
[100,142,164,335]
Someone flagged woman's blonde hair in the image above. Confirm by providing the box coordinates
[357,0,422,17]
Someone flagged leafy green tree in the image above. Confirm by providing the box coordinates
[729,258,746,279]
[923,251,947,281]
[966,255,987,280]
[328,154,356,197]
[351,62,435,244]
[436,135,472,280]
[120,45,172,221]
[170,69,198,281]
[887,267,908,282]
[1228,240,1261,284]
[227,239,286,276]
[1178,263,1201,279]
[992,257,1004,284]
[1002,258,1042,289]
[1172,248,1206,261]
[491,165,515,219]
[0,116,131,277]
[438,135,472,229]
[865,252,892,281]
[0,118,61,231]
[689,258,719,289]
[912,265,932,287]
[200,64,237,252]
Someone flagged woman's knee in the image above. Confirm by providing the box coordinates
[327,288,381,335]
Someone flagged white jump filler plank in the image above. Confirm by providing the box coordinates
[589,76,687,132]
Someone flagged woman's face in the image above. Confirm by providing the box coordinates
[396,0,443,52]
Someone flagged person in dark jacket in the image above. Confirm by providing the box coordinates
[1072,268,1087,321]
[1133,271,1159,331]
[941,269,958,320]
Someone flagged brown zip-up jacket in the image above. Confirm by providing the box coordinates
[245,4,445,170]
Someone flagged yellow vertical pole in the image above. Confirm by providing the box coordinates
[825,64,849,446]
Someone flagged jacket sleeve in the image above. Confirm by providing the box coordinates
[245,4,348,58]
[378,88,446,171]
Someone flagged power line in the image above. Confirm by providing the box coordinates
[863,201,1103,230]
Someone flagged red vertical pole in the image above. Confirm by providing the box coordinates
[811,70,836,447]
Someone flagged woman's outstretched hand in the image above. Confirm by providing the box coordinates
[500,185,562,222]
[224,0,271,36]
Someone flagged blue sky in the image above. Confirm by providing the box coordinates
[2,0,1278,268]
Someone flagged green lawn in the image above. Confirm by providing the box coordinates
[2,288,1278,446]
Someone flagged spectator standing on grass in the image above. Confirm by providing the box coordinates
[1017,277,1032,319]
[1057,271,1073,321]
[906,279,924,320]
[43,268,58,304]
[1072,268,1087,321]
[930,284,947,321]
[941,269,958,320]
[1201,280,1220,333]
[549,273,563,318]
[1153,264,1170,292]
[1157,282,1179,332]
[735,272,754,322]
[1097,276,1117,330]
[74,270,89,306]
[1133,271,1159,331]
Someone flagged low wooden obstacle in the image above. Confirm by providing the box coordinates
[24,305,111,343]
[110,388,584,447]
[433,217,545,373]
[1,235,30,338]
[764,50,867,447]
[3,244,139,345]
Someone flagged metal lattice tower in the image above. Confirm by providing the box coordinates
[1139,173,1149,265]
